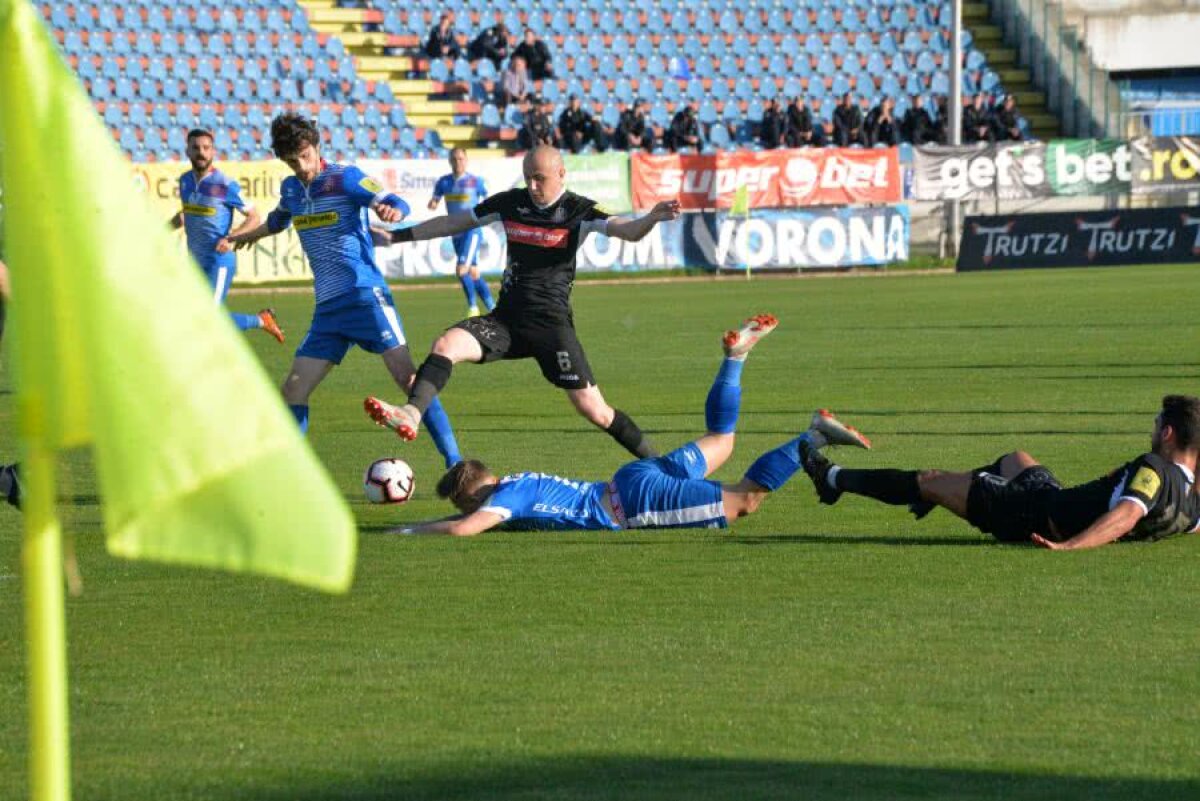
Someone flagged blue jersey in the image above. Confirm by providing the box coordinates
[479,472,620,531]
[179,168,248,272]
[267,162,409,304]
[432,172,488,214]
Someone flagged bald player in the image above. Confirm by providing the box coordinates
[367,146,680,458]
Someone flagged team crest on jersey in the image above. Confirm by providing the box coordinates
[182,203,216,217]
[294,211,340,230]
[1130,466,1161,499]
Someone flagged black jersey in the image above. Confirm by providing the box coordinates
[472,188,609,324]
[1049,452,1200,542]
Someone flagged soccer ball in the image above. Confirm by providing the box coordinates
[363,458,415,504]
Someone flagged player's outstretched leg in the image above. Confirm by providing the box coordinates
[692,314,779,474]
[256,308,285,343]
[0,463,21,509]
[364,395,422,441]
[724,409,870,520]
[457,265,479,316]
[422,397,462,468]
[473,271,494,311]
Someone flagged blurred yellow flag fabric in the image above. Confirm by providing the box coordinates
[0,0,355,593]
[730,184,750,217]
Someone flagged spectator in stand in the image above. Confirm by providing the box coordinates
[963,93,994,143]
[784,96,815,148]
[932,94,949,143]
[902,94,937,144]
[600,100,625,152]
[558,94,597,154]
[992,94,1023,141]
[513,28,554,81]
[518,95,556,150]
[866,96,900,146]
[832,92,865,146]
[424,12,461,61]
[666,101,702,153]
[760,98,786,149]
[497,55,529,109]
[469,20,510,72]
[810,97,830,147]
[617,97,651,151]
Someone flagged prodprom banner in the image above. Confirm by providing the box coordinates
[378,205,909,277]
[957,207,1200,271]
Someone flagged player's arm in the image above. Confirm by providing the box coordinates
[1031,500,1144,550]
[343,167,411,223]
[216,205,262,254]
[390,509,505,537]
[605,200,681,242]
[226,204,291,250]
[427,196,441,211]
[168,211,184,230]
[390,211,481,243]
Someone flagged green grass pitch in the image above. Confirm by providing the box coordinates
[1,265,1198,800]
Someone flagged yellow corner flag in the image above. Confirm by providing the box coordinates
[730,184,751,218]
[0,0,356,795]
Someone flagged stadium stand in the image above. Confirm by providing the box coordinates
[1119,74,1200,135]
[44,0,1052,162]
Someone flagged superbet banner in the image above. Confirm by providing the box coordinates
[630,148,902,210]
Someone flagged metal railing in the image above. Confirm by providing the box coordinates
[989,0,1126,137]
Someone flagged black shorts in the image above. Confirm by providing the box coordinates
[966,466,1063,543]
[453,313,596,390]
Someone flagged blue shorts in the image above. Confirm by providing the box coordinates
[296,286,406,364]
[452,230,482,266]
[202,258,237,304]
[611,443,727,529]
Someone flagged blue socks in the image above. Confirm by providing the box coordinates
[423,397,462,468]
[744,435,806,491]
[231,311,262,331]
[459,273,477,308]
[474,278,494,310]
[289,404,309,435]
[705,357,744,434]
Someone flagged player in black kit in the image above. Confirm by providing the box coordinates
[798,395,1200,550]
[366,145,680,458]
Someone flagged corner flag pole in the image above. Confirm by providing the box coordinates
[20,403,72,801]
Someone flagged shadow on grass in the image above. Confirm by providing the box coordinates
[167,755,1198,801]
[726,533,992,547]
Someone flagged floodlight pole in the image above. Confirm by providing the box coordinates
[948,0,963,258]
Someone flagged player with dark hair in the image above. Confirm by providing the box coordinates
[389,316,871,536]
[169,128,284,342]
[222,114,461,466]
[366,145,679,459]
[429,148,493,317]
[800,395,1200,550]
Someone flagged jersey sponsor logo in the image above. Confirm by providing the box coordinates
[1129,466,1161,499]
[294,211,341,230]
[359,176,384,194]
[182,203,216,217]
[504,221,569,248]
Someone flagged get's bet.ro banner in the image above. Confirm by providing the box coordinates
[631,148,901,210]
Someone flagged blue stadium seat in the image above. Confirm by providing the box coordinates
[103,104,124,127]
[128,104,148,127]
[388,106,407,129]
[397,127,418,151]
[118,125,139,151]
[167,127,187,152]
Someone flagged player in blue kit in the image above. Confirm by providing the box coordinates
[390,315,872,535]
[170,128,285,343]
[429,148,494,317]
[223,114,461,466]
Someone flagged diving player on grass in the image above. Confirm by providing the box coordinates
[169,128,285,343]
[222,114,461,466]
[429,147,493,317]
[799,394,1200,549]
[366,145,680,459]
[388,315,872,536]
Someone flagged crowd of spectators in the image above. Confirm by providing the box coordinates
[426,14,1026,154]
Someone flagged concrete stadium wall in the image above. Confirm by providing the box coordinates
[1060,0,1200,70]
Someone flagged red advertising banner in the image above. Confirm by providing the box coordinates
[630,148,901,210]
